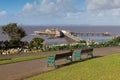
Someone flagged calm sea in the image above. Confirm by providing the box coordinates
[0,26,120,43]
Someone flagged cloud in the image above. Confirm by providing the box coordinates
[66,9,120,19]
[22,3,35,12]
[0,10,7,16]
[21,0,76,17]
[65,7,120,25]
[94,8,120,17]
[87,0,120,10]
[20,0,120,25]
[40,0,76,13]
[22,2,39,16]
[3,0,120,25]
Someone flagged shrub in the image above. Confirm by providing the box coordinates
[8,39,21,48]
[32,38,44,49]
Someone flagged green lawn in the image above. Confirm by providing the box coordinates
[27,53,120,80]
[0,55,52,65]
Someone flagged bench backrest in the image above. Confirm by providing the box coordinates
[55,51,73,60]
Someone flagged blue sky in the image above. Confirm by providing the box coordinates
[0,0,120,25]
[0,0,37,14]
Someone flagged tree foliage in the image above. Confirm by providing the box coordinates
[8,39,21,48]
[2,23,26,40]
[32,37,45,49]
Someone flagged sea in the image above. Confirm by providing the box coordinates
[0,25,120,44]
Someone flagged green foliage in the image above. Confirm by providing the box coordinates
[78,40,86,43]
[29,41,34,50]
[87,38,120,48]
[2,23,26,40]
[96,39,119,47]
[41,43,84,52]
[113,35,120,42]
[23,41,29,47]
[32,38,44,45]
[3,40,9,47]
[106,39,119,46]
[27,53,120,80]
[30,37,44,50]
[0,41,5,49]
[0,50,3,54]
[8,39,21,48]
[88,42,96,48]
[39,38,119,52]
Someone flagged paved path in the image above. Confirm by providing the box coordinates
[0,47,120,80]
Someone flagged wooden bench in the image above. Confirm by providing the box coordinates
[47,48,94,68]
[47,50,73,68]
[74,48,94,61]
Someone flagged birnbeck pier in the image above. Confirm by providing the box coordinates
[34,28,111,42]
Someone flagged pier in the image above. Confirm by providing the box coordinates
[61,30,81,42]
[72,32,111,36]
[34,29,81,42]
[34,29,111,42]
[34,30,56,38]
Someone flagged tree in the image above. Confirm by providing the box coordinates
[8,39,21,48]
[32,37,44,49]
[23,41,29,47]
[2,23,26,40]
[4,40,9,49]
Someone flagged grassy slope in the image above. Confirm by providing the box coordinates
[27,53,120,80]
[0,55,52,65]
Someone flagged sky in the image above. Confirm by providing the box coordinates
[1,0,120,25]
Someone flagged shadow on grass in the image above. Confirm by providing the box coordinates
[56,56,102,68]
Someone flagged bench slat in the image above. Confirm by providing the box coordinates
[55,51,73,60]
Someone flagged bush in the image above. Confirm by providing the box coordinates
[32,38,44,49]
[113,35,120,42]
[8,39,21,48]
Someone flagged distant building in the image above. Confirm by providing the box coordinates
[45,29,52,33]
[55,30,64,38]
[55,30,60,37]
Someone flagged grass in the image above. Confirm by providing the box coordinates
[0,54,52,65]
[27,53,120,80]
